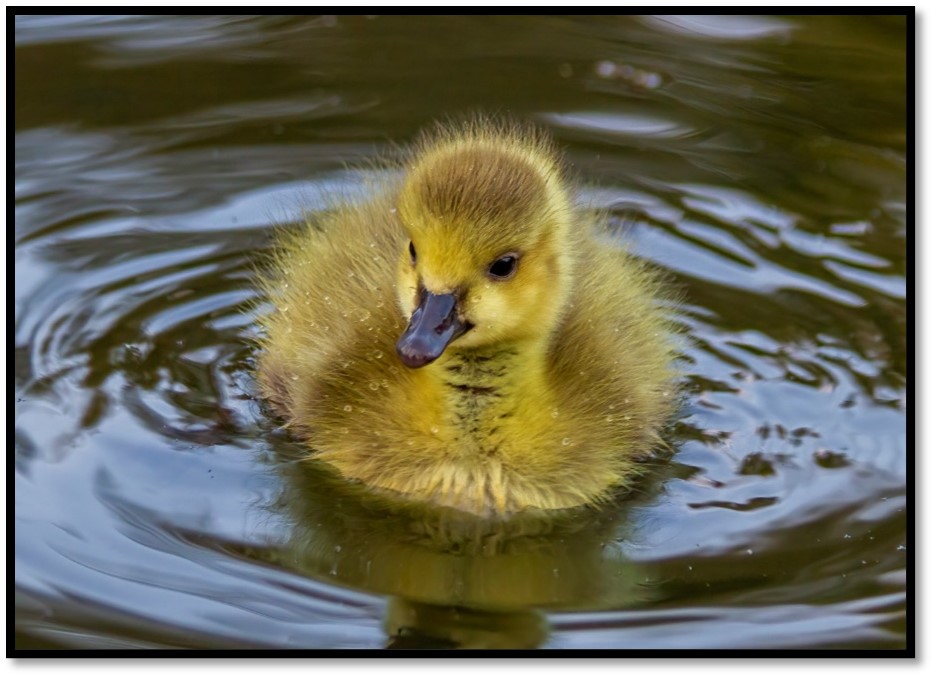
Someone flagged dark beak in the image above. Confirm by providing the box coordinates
[396,290,469,368]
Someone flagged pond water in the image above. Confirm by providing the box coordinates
[14,14,908,650]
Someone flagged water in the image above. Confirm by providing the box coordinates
[14,15,908,650]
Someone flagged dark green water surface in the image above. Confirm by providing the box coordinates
[14,14,908,650]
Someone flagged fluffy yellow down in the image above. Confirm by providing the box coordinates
[256,119,678,517]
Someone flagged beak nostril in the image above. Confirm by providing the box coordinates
[396,290,470,368]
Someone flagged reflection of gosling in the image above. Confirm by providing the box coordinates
[385,599,548,650]
[257,120,678,516]
[271,456,655,613]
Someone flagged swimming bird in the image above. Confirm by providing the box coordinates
[256,120,678,517]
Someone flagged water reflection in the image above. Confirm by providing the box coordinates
[638,15,794,41]
[384,601,549,650]
[253,445,670,648]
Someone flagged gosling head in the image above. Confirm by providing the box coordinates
[394,130,575,369]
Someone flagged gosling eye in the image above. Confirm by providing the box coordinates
[487,254,519,280]
[408,241,417,266]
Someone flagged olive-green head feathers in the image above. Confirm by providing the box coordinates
[395,124,577,363]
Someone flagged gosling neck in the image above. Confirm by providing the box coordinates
[432,337,553,413]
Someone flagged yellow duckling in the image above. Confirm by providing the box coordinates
[257,120,678,517]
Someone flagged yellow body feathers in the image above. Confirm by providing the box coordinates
[257,121,677,517]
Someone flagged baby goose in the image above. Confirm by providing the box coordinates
[257,121,677,517]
